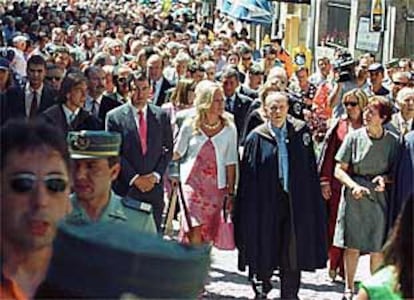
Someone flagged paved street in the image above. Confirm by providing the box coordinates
[202,248,371,300]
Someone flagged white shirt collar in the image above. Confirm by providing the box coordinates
[87,93,103,104]
[25,82,44,94]
[129,102,148,117]
[62,104,80,124]
[397,112,413,128]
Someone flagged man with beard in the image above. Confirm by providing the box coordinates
[65,130,156,233]
[0,120,72,299]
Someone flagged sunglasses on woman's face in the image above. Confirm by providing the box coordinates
[344,102,358,107]
[9,173,68,194]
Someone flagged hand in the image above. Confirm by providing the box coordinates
[169,177,179,188]
[372,176,386,192]
[225,195,234,214]
[134,176,154,193]
[321,184,332,201]
[351,185,370,200]
[143,173,158,185]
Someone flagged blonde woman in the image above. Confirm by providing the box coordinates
[318,88,369,281]
[173,81,238,243]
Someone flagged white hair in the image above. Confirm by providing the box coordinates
[396,87,414,104]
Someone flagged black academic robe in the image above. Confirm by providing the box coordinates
[234,117,327,278]
[389,131,414,227]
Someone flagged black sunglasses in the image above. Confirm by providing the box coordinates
[9,173,68,193]
[344,102,358,107]
[393,81,407,87]
[46,76,63,81]
[117,77,128,84]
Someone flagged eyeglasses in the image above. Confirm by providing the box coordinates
[117,77,128,84]
[46,76,63,81]
[242,56,252,61]
[9,173,68,193]
[344,102,358,107]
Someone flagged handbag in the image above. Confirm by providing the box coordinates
[214,197,236,250]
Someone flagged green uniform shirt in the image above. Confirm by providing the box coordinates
[66,191,157,234]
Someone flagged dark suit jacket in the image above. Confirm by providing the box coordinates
[239,85,259,100]
[153,77,174,107]
[98,95,125,123]
[1,84,57,125]
[225,92,253,143]
[40,104,102,136]
[105,103,173,203]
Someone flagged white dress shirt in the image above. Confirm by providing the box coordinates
[62,104,80,126]
[127,103,161,185]
[85,94,103,117]
[24,83,43,117]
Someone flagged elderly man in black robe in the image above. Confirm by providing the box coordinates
[234,91,327,299]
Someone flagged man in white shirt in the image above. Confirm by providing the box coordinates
[386,87,414,137]
[3,55,57,124]
[147,54,174,106]
[84,66,106,122]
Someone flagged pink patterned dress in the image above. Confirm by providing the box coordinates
[180,139,226,243]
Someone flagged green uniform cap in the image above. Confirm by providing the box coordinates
[67,130,121,159]
[36,222,211,299]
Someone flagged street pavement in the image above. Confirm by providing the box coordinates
[202,248,371,300]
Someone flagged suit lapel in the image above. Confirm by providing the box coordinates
[146,105,160,154]
[124,105,142,152]
[58,105,69,133]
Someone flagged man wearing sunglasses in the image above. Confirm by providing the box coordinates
[0,119,71,299]
[65,130,157,234]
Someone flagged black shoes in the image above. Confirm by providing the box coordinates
[251,278,272,299]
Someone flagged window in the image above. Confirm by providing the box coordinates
[324,2,351,47]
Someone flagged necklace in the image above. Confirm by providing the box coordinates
[203,120,221,130]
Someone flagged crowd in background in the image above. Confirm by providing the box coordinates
[0,0,413,299]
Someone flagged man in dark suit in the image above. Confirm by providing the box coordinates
[99,65,133,122]
[41,72,101,136]
[2,55,57,124]
[147,54,174,106]
[106,70,173,231]
[222,66,253,142]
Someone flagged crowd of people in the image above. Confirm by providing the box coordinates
[0,0,413,299]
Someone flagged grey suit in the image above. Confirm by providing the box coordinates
[105,102,173,230]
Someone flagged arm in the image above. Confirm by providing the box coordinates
[327,81,343,109]
[335,162,370,199]
[106,113,140,187]
[355,288,369,300]
[153,111,173,177]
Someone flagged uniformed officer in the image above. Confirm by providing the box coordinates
[65,130,157,234]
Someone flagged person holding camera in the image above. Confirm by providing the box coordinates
[328,52,359,119]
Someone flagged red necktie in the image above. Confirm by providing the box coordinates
[138,111,147,155]
[29,91,38,118]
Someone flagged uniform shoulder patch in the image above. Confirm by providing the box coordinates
[121,197,153,214]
